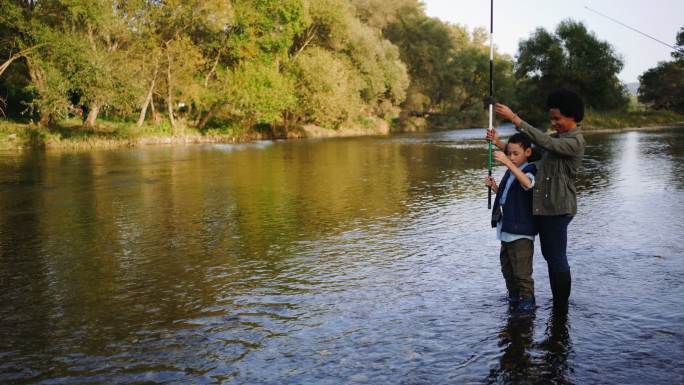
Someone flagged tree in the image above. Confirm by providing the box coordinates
[385,13,455,112]
[638,62,684,113]
[385,14,515,128]
[0,0,517,133]
[515,20,628,124]
[349,0,423,31]
[139,0,228,130]
[0,1,42,78]
[63,0,144,127]
[444,29,516,128]
[672,27,684,62]
[637,26,684,114]
[290,47,362,128]
[225,60,296,128]
[0,1,69,124]
[288,0,408,125]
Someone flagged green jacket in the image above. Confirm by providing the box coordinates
[517,121,585,216]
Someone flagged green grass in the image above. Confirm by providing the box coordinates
[0,118,237,150]
[583,109,684,130]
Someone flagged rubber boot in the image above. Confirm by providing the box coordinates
[512,296,536,318]
[508,291,519,308]
[550,271,571,314]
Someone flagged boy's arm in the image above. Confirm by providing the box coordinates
[493,152,533,189]
[485,128,505,150]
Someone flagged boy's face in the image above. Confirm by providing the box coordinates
[549,108,577,133]
[505,142,532,167]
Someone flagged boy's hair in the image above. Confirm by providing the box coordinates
[547,89,584,122]
[507,133,532,150]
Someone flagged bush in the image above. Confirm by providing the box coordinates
[291,47,363,128]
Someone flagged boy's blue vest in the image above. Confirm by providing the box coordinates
[491,163,538,236]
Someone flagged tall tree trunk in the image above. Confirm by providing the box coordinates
[165,44,176,130]
[197,107,216,130]
[150,95,161,124]
[84,104,100,128]
[25,58,51,126]
[204,49,222,87]
[39,111,50,126]
[137,66,158,126]
[291,25,318,61]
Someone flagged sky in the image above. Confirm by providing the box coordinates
[422,0,684,84]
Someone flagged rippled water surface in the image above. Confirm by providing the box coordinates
[1,127,683,384]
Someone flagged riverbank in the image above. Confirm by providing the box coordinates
[1,109,682,151]
[582,109,684,131]
[0,117,391,151]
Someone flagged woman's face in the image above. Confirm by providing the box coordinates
[549,108,577,132]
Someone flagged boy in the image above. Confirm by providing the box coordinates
[485,133,537,316]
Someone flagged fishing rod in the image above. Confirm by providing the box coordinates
[487,0,493,209]
[585,6,684,55]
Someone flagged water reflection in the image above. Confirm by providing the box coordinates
[486,316,536,384]
[537,313,572,383]
[485,311,572,385]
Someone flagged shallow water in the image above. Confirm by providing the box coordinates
[0,127,682,384]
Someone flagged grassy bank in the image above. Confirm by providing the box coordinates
[0,117,390,151]
[583,109,684,130]
[1,109,682,151]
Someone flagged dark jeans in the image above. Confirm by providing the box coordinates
[500,238,535,298]
[538,215,573,273]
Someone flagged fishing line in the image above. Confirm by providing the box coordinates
[585,6,684,55]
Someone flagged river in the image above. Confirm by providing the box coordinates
[1,127,683,384]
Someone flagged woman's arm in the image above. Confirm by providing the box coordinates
[494,103,522,128]
[518,121,583,157]
[495,103,583,157]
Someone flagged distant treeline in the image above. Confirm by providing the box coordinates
[1,1,682,133]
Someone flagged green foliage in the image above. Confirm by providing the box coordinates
[514,20,628,125]
[636,26,684,114]
[229,0,307,62]
[583,109,684,129]
[0,60,32,120]
[385,14,516,128]
[165,36,206,107]
[349,0,424,30]
[25,58,72,124]
[673,27,684,61]
[638,61,684,114]
[291,47,363,128]
[225,60,297,126]
[344,19,409,112]
[300,0,354,51]
[385,14,455,109]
